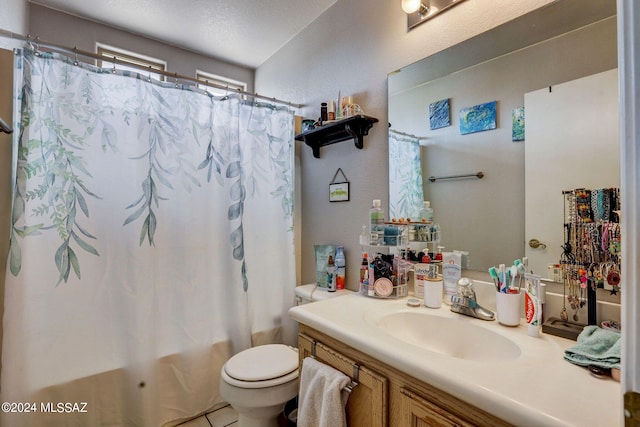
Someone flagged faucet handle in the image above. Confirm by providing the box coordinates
[456,278,477,300]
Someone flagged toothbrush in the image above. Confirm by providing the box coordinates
[510,264,518,292]
[488,267,500,292]
[499,264,507,292]
[516,259,526,291]
[512,260,523,292]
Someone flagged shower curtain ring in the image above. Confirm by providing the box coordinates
[34,36,41,56]
[26,34,34,52]
[174,73,179,88]
[73,47,79,66]
[147,66,152,82]
[220,84,230,100]
[112,56,117,74]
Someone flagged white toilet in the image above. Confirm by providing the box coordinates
[220,284,354,426]
[294,283,354,305]
[220,343,299,427]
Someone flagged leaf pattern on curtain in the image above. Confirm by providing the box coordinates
[122,83,206,246]
[388,130,424,220]
[10,51,102,285]
[9,49,295,289]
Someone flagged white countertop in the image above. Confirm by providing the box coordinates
[288,292,621,427]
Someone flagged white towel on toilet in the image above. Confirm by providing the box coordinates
[297,357,351,427]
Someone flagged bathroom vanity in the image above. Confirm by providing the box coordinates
[298,326,508,426]
[289,293,620,427]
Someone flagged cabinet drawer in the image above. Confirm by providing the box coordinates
[400,387,474,427]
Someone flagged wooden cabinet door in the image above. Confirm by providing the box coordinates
[299,332,388,427]
[400,388,475,427]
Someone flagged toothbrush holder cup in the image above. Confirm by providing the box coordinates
[495,291,522,326]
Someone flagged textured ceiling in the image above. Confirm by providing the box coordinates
[30,0,337,68]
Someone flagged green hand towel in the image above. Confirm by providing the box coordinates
[564,325,621,370]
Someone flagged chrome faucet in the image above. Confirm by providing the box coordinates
[450,278,495,321]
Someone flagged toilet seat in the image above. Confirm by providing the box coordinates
[222,344,299,389]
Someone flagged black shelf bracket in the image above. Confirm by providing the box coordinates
[295,115,379,158]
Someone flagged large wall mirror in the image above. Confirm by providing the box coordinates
[388,0,618,276]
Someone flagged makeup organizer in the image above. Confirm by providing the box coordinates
[360,251,411,299]
[543,188,621,340]
[360,221,442,299]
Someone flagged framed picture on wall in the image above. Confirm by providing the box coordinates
[329,182,349,202]
[329,168,350,202]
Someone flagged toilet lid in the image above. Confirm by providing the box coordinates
[224,344,298,382]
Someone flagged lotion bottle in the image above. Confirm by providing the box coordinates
[419,201,434,222]
[369,199,384,245]
[335,246,346,290]
[326,255,336,292]
[328,100,336,121]
[360,252,370,294]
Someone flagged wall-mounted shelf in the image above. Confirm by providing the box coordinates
[295,115,379,158]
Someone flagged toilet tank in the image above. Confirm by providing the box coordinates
[295,284,354,305]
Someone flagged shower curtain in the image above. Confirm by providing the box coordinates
[388,130,423,220]
[1,49,296,427]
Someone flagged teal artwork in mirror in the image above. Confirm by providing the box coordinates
[512,107,525,142]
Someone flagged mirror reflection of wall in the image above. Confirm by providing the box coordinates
[388,0,617,273]
[525,69,619,277]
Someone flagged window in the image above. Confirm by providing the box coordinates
[196,70,247,98]
[96,43,167,81]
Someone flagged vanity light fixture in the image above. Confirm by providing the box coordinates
[401,0,429,15]
[403,0,469,31]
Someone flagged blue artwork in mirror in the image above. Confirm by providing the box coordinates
[459,101,497,134]
[429,98,451,130]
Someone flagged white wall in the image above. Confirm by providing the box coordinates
[257,0,555,289]
[0,0,27,50]
[27,4,255,93]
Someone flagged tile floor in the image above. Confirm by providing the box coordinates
[177,404,238,427]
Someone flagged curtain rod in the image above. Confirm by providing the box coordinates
[389,128,429,140]
[0,29,304,109]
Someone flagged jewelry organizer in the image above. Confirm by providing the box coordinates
[544,188,620,340]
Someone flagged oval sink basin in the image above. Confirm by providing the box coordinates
[376,312,521,362]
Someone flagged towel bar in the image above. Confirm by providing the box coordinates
[428,171,484,182]
[310,339,359,393]
[344,364,359,393]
